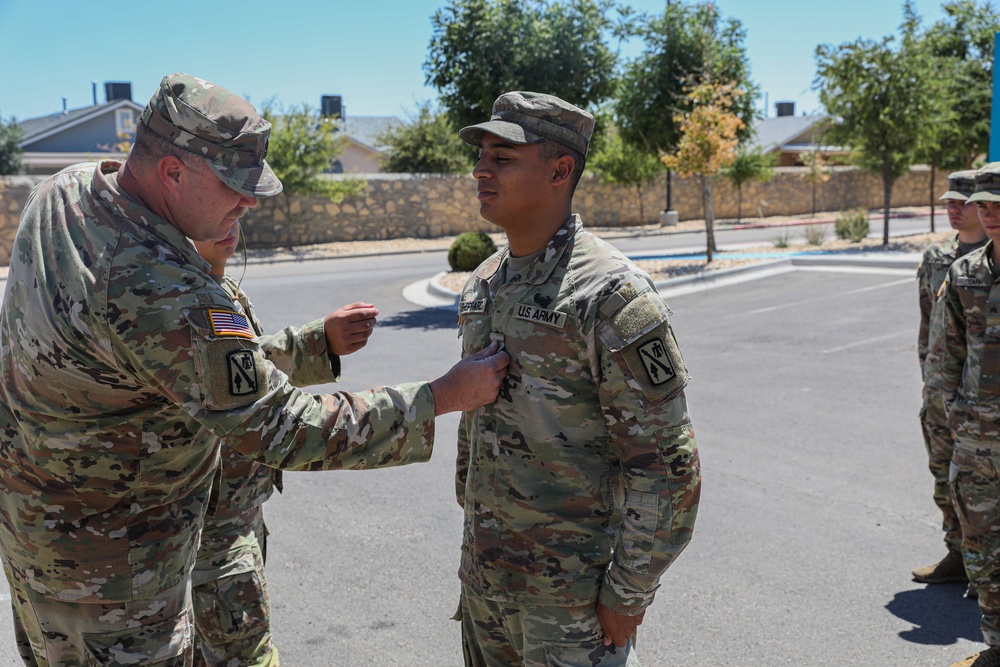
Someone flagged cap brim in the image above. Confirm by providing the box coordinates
[207,159,283,198]
[459,120,545,148]
[939,191,970,201]
[968,191,1000,203]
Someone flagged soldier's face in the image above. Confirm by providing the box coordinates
[976,201,1000,242]
[173,159,258,243]
[472,133,556,230]
[947,200,981,231]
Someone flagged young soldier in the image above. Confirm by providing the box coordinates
[191,226,378,665]
[453,91,701,666]
[913,170,986,589]
[933,163,1000,667]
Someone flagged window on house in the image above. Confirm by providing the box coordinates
[115,109,136,136]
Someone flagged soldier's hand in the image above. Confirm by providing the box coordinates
[430,341,510,415]
[596,602,644,648]
[324,302,379,356]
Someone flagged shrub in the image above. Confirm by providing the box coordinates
[771,230,791,248]
[802,224,826,246]
[448,232,497,271]
[834,208,870,243]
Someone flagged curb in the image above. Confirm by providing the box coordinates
[418,251,922,310]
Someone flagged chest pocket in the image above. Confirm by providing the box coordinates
[597,288,689,405]
[184,307,269,411]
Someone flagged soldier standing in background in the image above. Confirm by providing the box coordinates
[913,169,986,592]
[0,72,509,665]
[191,225,379,665]
[452,91,701,666]
[931,163,1000,667]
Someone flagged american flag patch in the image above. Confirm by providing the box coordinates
[208,309,255,339]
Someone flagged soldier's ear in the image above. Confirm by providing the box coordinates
[157,155,186,195]
[551,155,574,187]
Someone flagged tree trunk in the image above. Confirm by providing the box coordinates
[736,185,743,223]
[637,184,645,224]
[701,174,717,262]
[929,163,936,233]
[882,162,893,245]
[811,181,817,217]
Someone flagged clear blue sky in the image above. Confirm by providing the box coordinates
[0,0,960,123]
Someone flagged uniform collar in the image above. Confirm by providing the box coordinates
[964,240,995,284]
[474,214,581,286]
[91,160,211,273]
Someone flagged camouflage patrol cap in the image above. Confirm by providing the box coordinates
[940,169,978,201]
[968,163,1000,203]
[140,73,281,198]
[459,91,595,156]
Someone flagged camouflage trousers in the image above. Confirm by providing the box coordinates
[921,396,963,552]
[457,583,641,667]
[5,564,193,666]
[952,437,1000,646]
[191,507,277,667]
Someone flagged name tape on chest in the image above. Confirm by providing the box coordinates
[957,276,988,288]
[208,309,255,339]
[514,304,567,329]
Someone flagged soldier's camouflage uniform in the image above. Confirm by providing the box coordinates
[456,215,701,667]
[931,241,1000,646]
[191,274,340,666]
[0,160,436,666]
[918,235,987,556]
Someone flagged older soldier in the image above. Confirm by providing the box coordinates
[0,72,508,666]
[913,169,986,589]
[453,91,701,666]
[933,163,1000,667]
[191,225,379,665]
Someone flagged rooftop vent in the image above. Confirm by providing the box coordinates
[321,95,343,119]
[775,101,795,117]
[105,82,133,103]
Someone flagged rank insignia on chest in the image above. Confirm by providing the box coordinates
[638,338,675,385]
[208,309,255,339]
[227,349,259,396]
[514,304,567,329]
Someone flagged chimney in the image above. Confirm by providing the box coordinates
[104,82,133,103]
[775,101,795,118]
[62,97,68,114]
[321,95,343,119]
[92,81,98,106]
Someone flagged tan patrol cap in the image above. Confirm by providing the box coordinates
[968,163,1000,203]
[939,169,978,201]
[140,73,281,198]
[459,91,595,156]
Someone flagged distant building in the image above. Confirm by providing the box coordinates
[16,85,401,175]
[746,102,846,167]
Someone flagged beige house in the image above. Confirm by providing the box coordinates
[747,103,847,166]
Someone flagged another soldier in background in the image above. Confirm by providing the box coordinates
[453,91,701,666]
[913,169,986,590]
[191,226,379,665]
[932,163,1000,667]
[0,72,509,665]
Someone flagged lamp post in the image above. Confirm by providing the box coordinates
[660,0,680,226]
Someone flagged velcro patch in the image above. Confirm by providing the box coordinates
[208,309,255,339]
[637,339,676,386]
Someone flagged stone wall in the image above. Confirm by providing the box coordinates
[0,165,951,263]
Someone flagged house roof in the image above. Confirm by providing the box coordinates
[18,99,144,147]
[340,116,402,151]
[747,114,827,153]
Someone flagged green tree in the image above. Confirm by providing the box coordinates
[589,129,662,223]
[377,101,473,173]
[922,0,998,167]
[260,102,364,220]
[815,3,950,244]
[721,146,775,222]
[615,0,758,214]
[424,0,620,132]
[799,149,832,216]
[0,113,24,176]
[662,81,745,261]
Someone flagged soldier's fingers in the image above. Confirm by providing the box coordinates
[341,308,379,322]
